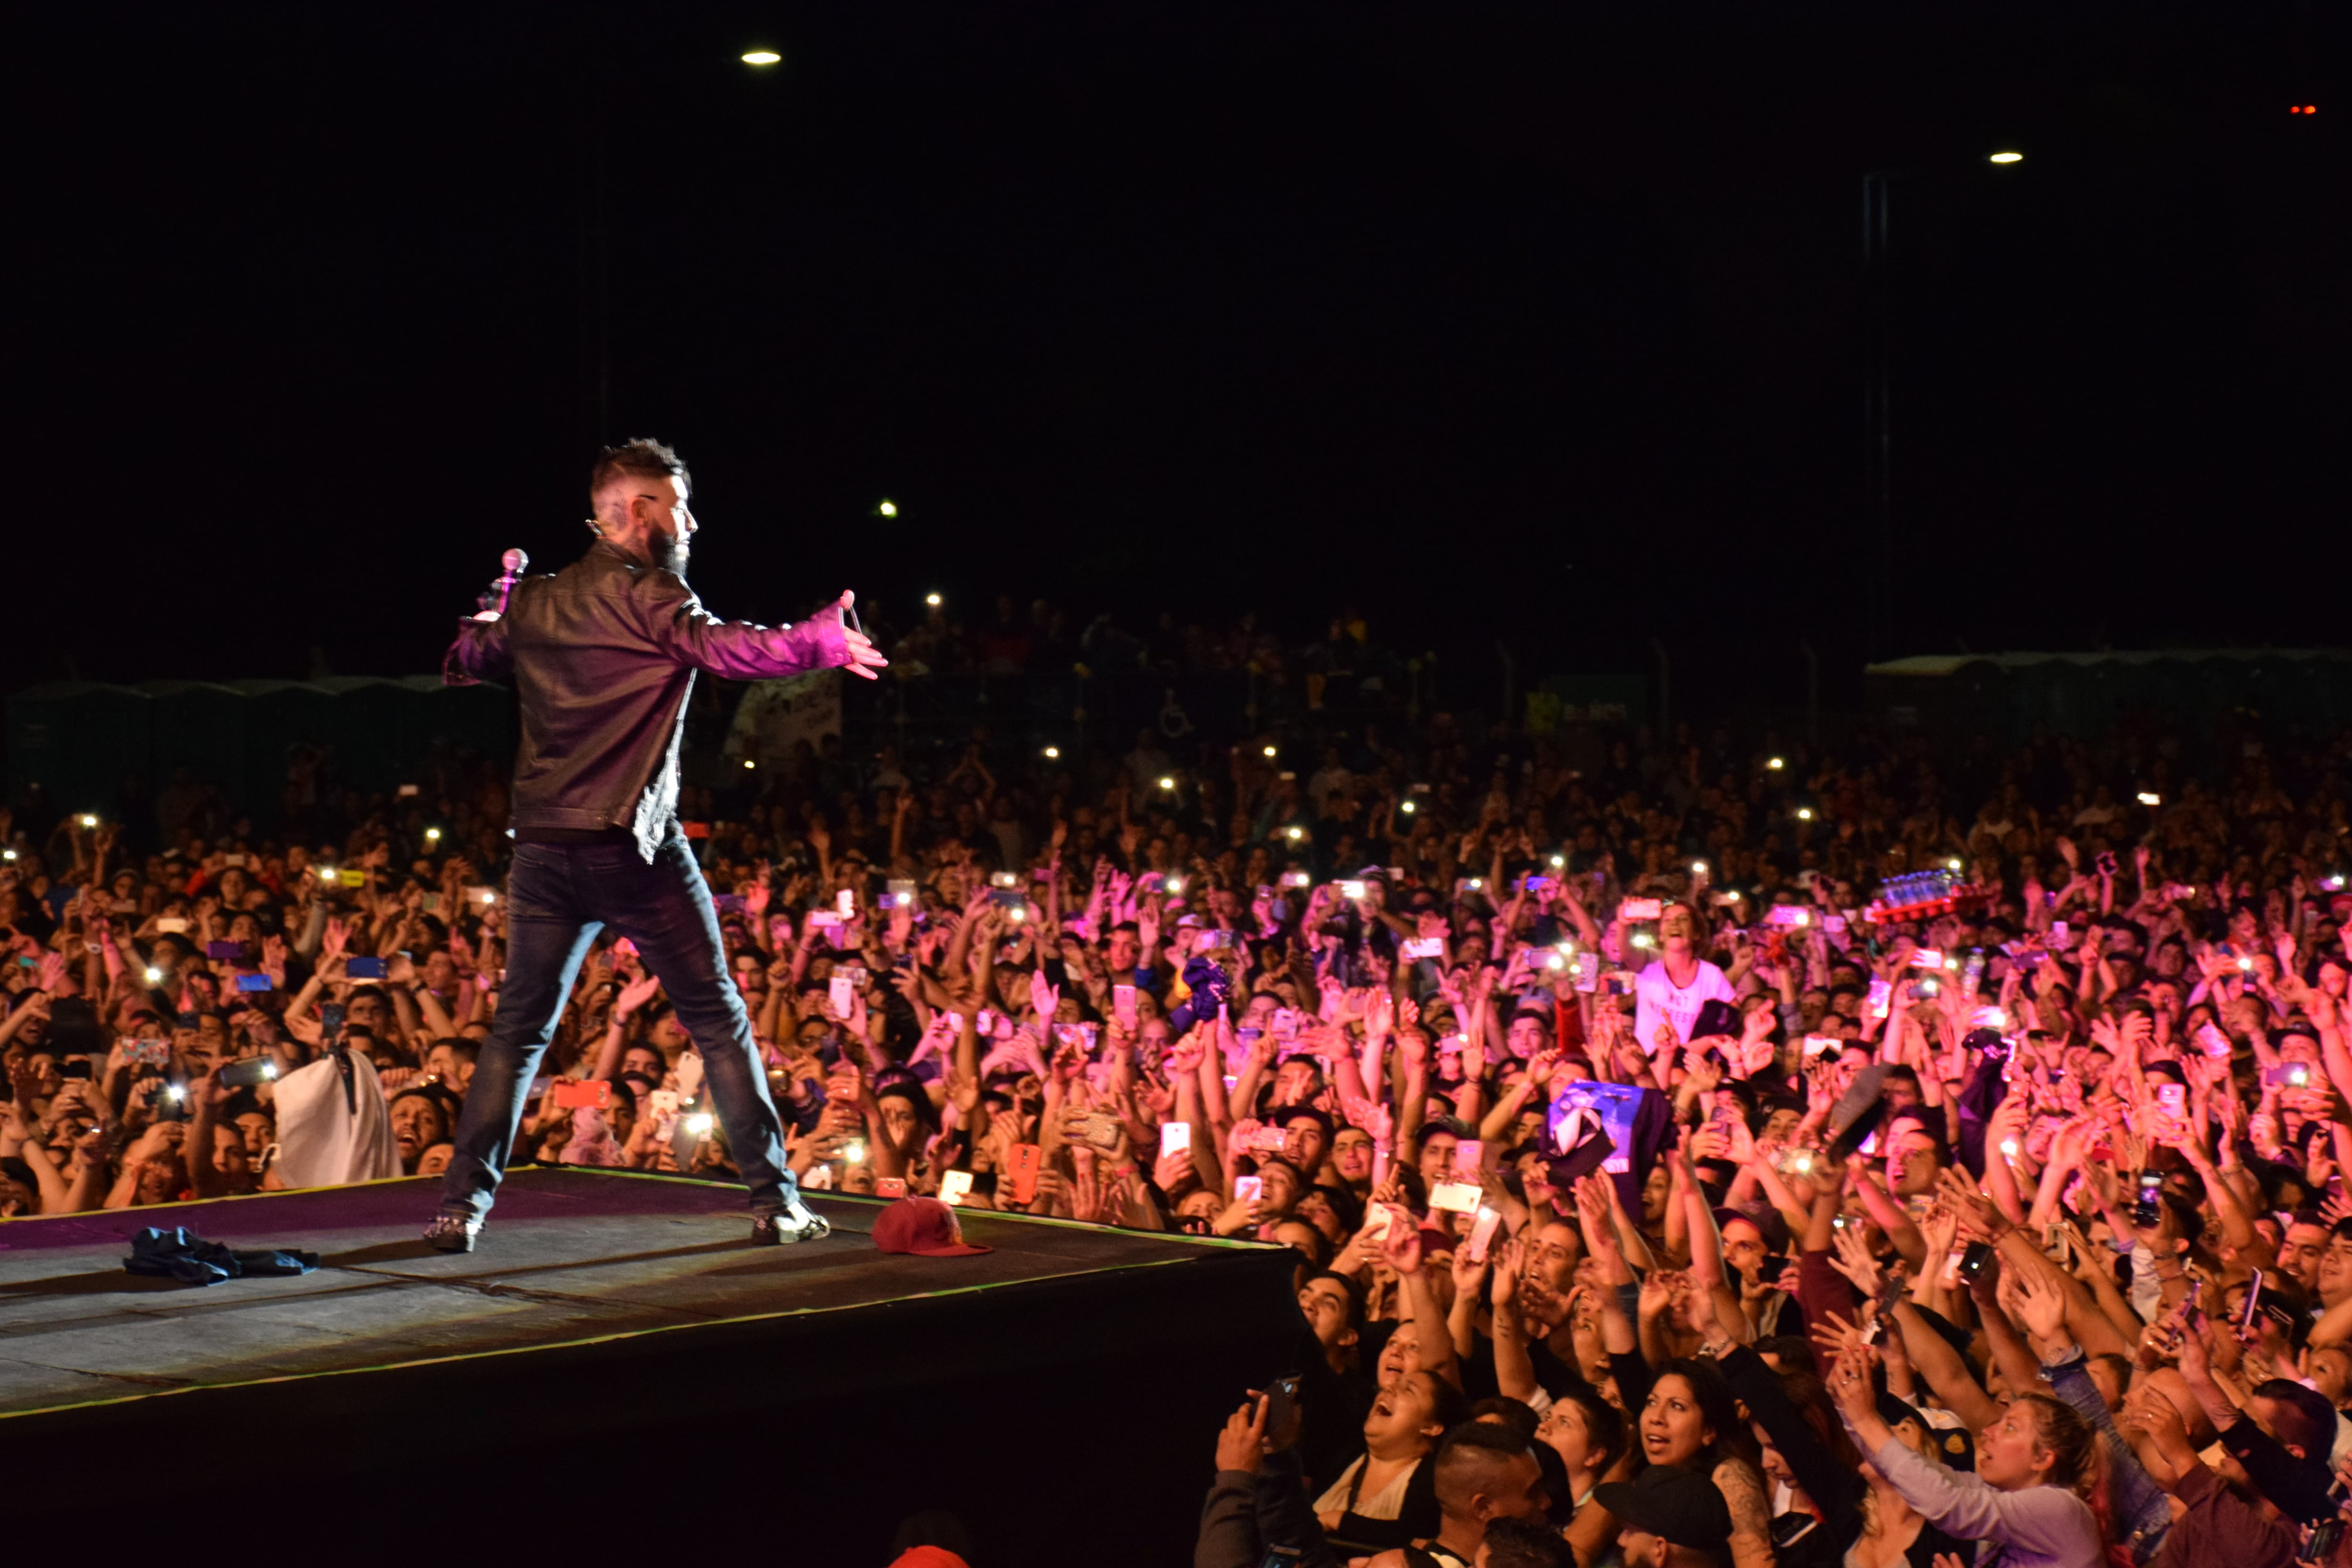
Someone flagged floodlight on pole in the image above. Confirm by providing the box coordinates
[742,50,781,66]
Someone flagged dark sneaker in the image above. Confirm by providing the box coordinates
[424,1213,482,1253]
[750,1202,831,1245]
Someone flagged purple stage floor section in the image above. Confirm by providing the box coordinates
[0,1165,742,1253]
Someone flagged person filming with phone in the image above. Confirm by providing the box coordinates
[425,438,887,1252]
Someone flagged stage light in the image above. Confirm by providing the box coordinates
[2137,791,2161,805]
[1767,756,1785,770]
[1263,745,1277,757]
[741,50,781,65]
[878,499,898,517]
[1158,776,1176,791]
[925,592,942,607]
[1989,151,2023,164]
[1043,746,1060,759]
[1796,807,1814,821]
[1948,858,1963,871]
[425,827,442,841]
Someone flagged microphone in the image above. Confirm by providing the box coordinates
[473,548,529,621]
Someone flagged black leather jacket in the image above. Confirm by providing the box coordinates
[444,540,850,860]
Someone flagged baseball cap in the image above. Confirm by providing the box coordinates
[873,1196,991,1258]
[1691,999,1742,1041]
[1593,1465,1733,1551]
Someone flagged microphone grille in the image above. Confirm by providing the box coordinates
[502,548,529,574]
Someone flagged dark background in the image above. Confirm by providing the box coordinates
[19,3,2347,717]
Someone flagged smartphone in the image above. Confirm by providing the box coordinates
[939,1170,975,1207]
[989,888,1025,913]
[1908,948,1945,971]
[2242,1267,2266,1335]
[1278,871,1312,890]
[220,1057,278,1089]
[1464,1206,1503,1263]
[122,1036,171,1067]
[876,1176,907,1198]
[1008,1142,1042,1204]
[1234,1175,1264,1204]
[1114,983,1138,1030]
[1429,1180,1483,1214]
[1244,1124,1289,1154]
[1160,1122,1191,1158]
[2155,1082,2186,1118]
[235,972,272,993]
[1619,898,1663,921]
[1358,1203,1398,1246]
[829,974,856,1015]
[1958,1240,1996,1282]
[1070,1111,1123,1152]
[2194,1022,2232,1059]
[337,955,387,982]
[1338,879,1367,899]
[1197,928,1232,951]
[1764,905,1811,928]
[2265,1063,2313,1089]
[320,1002,345,1037]
[1802,1033,1841,1059]
[550,1078,613,1111]
[835,889,856,919]
[203,939,239,961]
[1262,1374,1301,1439]
[397,783,420,798]
[2133,1171,2164,1229]
[1452,1139,1484,1177]
[1865,979,1892,1017]
[154,916,189,934]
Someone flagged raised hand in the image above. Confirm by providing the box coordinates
[831,592,890,680]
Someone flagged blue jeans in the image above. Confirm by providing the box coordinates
[438,820,796,1221]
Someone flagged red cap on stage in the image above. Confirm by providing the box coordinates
[873,1196,991,1258]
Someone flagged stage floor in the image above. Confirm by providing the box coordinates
[0,1167,1266,1421]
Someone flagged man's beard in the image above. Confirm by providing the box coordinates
[653,531,691,579]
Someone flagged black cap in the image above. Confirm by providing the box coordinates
[1546,1101,1618,1185]
[1691,998,1742,1041]
[1593,1466,1733,1551]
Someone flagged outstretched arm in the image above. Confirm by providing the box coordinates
[641,582,887,682]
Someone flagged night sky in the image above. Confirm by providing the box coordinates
[21,3,2347,714]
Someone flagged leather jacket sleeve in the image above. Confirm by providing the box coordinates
[634,571,850,681]
[442,615,512,686]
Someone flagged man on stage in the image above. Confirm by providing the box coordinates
[426,438,887,1252]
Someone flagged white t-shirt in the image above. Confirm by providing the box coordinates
[272,1049,399,1188]
[1635,958,1737,1054]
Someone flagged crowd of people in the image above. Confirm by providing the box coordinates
[2,696,2350,1568]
